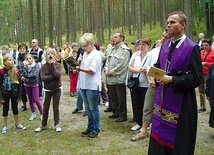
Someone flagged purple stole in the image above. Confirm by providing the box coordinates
[151,37,196,149]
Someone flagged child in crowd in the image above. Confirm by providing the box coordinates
[21,54,43,121]
[69,43,78,97]
[35,48,62,132]
[0,55,26,134]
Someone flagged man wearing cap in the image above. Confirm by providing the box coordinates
[131,39,141,52]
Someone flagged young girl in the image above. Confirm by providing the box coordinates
[0,55,26,134]
[35,48,62,132]
[21,54,43,121]
[69,49,78,97]
[17,44,28,112]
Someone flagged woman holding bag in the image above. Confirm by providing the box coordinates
[127,37,152,131]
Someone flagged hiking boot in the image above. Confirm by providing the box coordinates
[2,126,7,134]
[16,124,26,130]
[29,112,36,121]
[35,126,46,133]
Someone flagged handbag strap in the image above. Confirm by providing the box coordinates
[136,56,148,78]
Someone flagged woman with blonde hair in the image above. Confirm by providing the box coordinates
[72,33,102,139]
[0,55,26,134]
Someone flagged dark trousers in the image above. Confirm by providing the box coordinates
[63,61,68,74]
[42,89,61,126]
[38,74,43,97]
[2,96,18,116]
[107,84,127,118]
[21,81,28,104]
[130,87,148,126]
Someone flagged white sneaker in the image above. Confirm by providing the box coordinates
[2,126,7,134]
[35,126,45,133]
[131,124,141,131]
[104,102,109,107]
[16,124,26,130]
[29,112,36,121]
[40,115,43,121]
[55,124,62,132]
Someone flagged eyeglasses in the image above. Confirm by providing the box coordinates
[82,44,88,48]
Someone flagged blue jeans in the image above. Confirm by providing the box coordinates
[76,88,84,111]
[80,88,100,133]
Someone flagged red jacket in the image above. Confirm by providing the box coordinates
[201,49,214,74]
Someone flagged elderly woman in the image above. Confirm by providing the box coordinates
[35,48,62,133]
[127,37,152,131]
[72,33,101,139]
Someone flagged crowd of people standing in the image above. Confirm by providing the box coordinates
[1,11,214,155]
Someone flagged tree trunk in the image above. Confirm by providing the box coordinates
[149,0,152,30]
[184,0,192,38]
[205,2,210,35]
[95,0,102,44]
[209,0,214,38]
[70,0,76,42]
[65,0,70,42]
[48,0,53,47]
[11,0,16,43]
[126,0,131,35]
[28,0,34,44]
[57,0,62,47]
[36,0,43,48]
[107,0,111,40]
[42,0,46,47]
[136,0,142,39]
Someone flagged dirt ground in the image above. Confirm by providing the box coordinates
[14,73,214,154]
[60,73,214,152]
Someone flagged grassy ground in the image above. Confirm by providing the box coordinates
[0,73,214,155]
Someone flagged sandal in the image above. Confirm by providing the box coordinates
[131,133,146,141]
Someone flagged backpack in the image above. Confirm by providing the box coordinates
[0,69,18,95]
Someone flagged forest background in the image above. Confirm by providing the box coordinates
[0,1,214,154]
[0,0,214,49]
